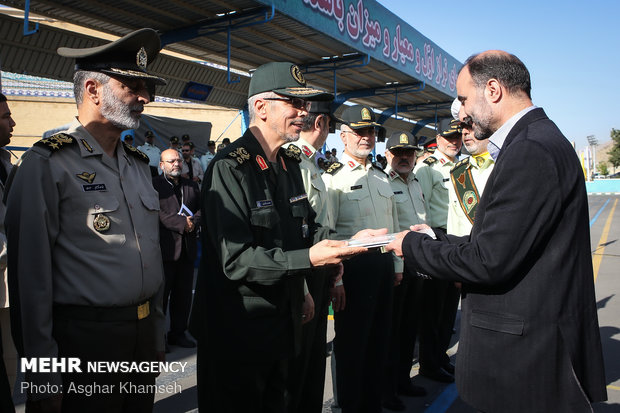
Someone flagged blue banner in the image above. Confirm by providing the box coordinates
[256,0,461,96]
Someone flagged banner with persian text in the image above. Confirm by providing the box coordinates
[257,0,461,96]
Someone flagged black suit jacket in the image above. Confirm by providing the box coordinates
[403,108,607,412]
[152,175,201,262]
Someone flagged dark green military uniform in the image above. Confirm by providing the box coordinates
[190,129,332,411]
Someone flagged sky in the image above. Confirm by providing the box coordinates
[326,0,620,156]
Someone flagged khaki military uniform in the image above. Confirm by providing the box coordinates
[412,149,461,378]
[413,150,455,229]
[5,118,164,400]
[285,138,335,413]
[322,153,401,412]
[448,153,495,236]
[136,141,161,169]
[386,166,426,229]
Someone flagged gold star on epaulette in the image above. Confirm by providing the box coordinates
[325,162,343,175]
[34,133,77,153]
[228,147,251,164]
[283,145,301,162]
[123,142,149,164]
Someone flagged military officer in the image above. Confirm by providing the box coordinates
[382,131,428,410]
[413,118,463,383]
[5,29,167,413]
[448,104,494,237]
[137,130,161,176]
[322,105,402,413]
[284,99,338,413]
[189,62,375,413]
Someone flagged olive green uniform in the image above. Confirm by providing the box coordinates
[323,153,401,413]
[190,129,331,412]
[5,118,164,410]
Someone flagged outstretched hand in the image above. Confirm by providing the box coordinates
[309,239,367,267]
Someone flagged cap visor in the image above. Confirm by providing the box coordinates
[103,68,167,86]
[274,87,333,101]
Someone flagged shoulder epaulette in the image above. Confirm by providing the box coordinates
[123,142,149,164]
[33,133,77,153]
[283,145,301,162]
[228,147,251,164]
[450,157,470,173]
[325,162,343,175]
[423,156,437,166]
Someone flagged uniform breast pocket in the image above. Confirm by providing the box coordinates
[82,197,126,248]
[376,184,395,219]
[250,206,280,229]
[345,188,373,217]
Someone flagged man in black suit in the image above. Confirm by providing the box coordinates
[387,50,607,412]
[153,148,201,348]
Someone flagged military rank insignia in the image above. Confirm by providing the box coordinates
[423,157,437,166]
[229,147,251,164]
[284,145,301,162]
[302,145,312,157]
[325,162,343,175]
[123,142,149,163]
[93,213,111,232]
[80,139,94,153]
[256,155,268,171]
[34,133,76,153]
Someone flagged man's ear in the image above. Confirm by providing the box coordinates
[84,78,101,105]
[254,98,269,121]
[485,78,503,104]
[314,114,325,131]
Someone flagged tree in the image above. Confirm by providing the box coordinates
[597,161,609,176]
[608,128,620,171]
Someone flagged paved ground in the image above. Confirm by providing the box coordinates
[12,194,620,412]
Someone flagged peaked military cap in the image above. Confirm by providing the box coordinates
[386,131,419,151]
[145,130,154,138]
[438,118,462,138]
[339,105,382,130]
[181,134,191,141]
[170,136,179,144]
[249,62,332,100]
[58,28,167,86]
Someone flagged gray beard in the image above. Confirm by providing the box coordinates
[100,84,142,130]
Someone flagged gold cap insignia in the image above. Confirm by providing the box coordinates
[136,47,148,70]
[291,65,305,85]
[93,213,111,232]
[399,133,408,143]
[76,172,96,184]
[361,107,371,121]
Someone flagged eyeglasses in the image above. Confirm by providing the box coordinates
[342,128,376,138]
[263,97,311,111]
[164,159,183,164]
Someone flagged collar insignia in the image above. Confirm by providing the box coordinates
[302,145,312,157]
[76,172,96,184]
[347,160,356,168]
[256,155,268,171]
[80,139,93,153]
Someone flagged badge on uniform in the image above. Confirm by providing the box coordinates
[256,155,268,171]
[301,218,309,239]
[347,161,356,168]
[93,213,111,232]
[350,185,362,190]
[289,193,308,203]
[76,172,96,183]
[256,200,273,208]
[462,190,477,213]
[302,145,312,157]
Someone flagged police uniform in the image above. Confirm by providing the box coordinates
[5,29,166,412]
[189,61,334,413]
[447,152,494,236]
[413,120,461,382]
[199,151,215,173]
[285,110,335,413]
[137,138,161,176]
[382,132,428,405]
[323,105,402,412]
